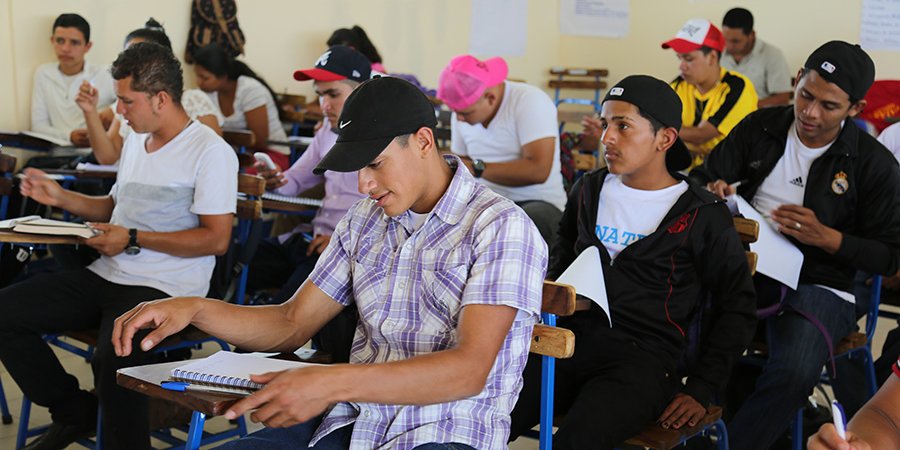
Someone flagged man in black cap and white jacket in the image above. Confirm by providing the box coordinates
[509,74,756,449]
[692,41,900,450]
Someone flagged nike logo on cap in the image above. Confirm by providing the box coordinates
[339,120,352,129]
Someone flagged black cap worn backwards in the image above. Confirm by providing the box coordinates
[804,41,875,101]
[602,75,692,172]
[314,76,438,175]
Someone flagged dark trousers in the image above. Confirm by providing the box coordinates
[247,234,358,363]
[510,315,677,450]
[0,268,167,450]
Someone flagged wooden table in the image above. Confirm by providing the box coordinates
[262,199,320,214]
[0,230,82,245]
[118,360,242,417]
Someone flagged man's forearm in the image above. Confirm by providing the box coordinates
[758,92,791,108]
[136,226,231,258]
[190,299,313,351]
[481,158,552,186]
[61,193,115,222]
[84,111,117,165]
[680,122,721,146]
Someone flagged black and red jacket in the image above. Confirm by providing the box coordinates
[549,169,757,405]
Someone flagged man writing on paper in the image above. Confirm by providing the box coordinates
[692,41,900,450]
[0,42,237,450]
[508,75,756,449]
[113,77,547,450]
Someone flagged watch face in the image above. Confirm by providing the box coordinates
[125,246,141,256]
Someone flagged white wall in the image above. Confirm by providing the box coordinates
[1,0,898,131]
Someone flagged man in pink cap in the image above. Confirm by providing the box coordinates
[438,55,565,244]
[663,18,758,168]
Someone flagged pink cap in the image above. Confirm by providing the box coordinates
[437,55,508,111]
[662,19,725,53]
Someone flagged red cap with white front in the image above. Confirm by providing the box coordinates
[661,18,725,53]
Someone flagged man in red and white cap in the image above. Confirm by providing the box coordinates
[247,45,370,363]
[437,55,565,244]
[663,18,758,168]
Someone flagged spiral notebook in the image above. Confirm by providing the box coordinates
[170,350,316,391]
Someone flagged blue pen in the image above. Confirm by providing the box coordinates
[301,232,314,243]
[831,399,847,440]
[161,381,252,397]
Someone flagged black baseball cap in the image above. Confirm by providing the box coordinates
[804,41,875,101]
[601,75,692,172]
[314,76,438,174]
[293,45,371,83]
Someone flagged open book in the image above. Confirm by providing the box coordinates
[0,216,99,239]
[0,130,71,149]
[171,351,317,392]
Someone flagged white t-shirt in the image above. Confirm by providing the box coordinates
[88,121,238,297]
[31,61,115,141]
[877,121,900,163]
[752,120,853,302]
[207,75,289,154]
[595,174,687,259]
[451,81,566,210]
[118,89,224,139]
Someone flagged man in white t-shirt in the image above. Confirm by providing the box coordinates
[694,41,900,450]
[0,43,237,450]
[31,13,115,146]
[510,75,756,448]
[437,55,566,244]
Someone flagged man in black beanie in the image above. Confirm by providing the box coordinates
[692,41,900,450]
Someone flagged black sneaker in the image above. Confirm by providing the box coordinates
[21,421,95,450]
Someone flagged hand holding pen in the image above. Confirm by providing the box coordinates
[17,169,66,207]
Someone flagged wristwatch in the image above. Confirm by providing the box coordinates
[124,228,141,255]
[472,159,486,178]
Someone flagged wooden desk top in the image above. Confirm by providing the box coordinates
[0,230,83,244]
[43,168,118,179]
[262,199,319,213]
[117,360,240,417]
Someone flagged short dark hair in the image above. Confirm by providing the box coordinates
[111,42,183,104]
[723,8,754,35]
[699,46,721,61]
[53,13,90,42]
[636,107,665,134]
[124,18,171,51]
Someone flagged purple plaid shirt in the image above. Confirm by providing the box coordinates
[307,156,547,449]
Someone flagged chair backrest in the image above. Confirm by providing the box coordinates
[224,129,256,149]
[531,281,576,359]
[0,153,17,220]
[734,217,759,275]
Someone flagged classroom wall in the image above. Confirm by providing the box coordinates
[1,0,898,132]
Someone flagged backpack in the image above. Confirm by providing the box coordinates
[185,0,245,64]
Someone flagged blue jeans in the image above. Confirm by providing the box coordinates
[214,415,476,450]
[728,284,857,450]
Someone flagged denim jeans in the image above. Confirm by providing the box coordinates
[728,283,857,450]
[214,416,476,450]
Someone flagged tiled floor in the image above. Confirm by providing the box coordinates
[1,306,897,450]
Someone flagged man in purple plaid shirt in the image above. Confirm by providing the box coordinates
[112,76,547,449]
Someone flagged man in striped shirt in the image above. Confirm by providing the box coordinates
[113,77,547,449]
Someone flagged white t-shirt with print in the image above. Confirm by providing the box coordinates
[207,75,289,154]
[88,121,238,297]
[752,120,853,302]
[451,81,566,210]
[595,174,687,259]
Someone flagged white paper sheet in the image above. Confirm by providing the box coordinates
[469,0,528,56]
[861,0,900,50]
[559,0,629,37]
[556,246,611,326]
[734,196,804,289]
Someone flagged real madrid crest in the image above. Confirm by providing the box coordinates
[832,171,849,195]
